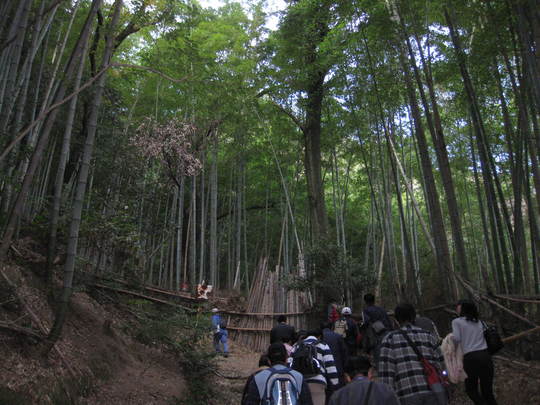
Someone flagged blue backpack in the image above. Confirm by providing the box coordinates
[254,367,302,405]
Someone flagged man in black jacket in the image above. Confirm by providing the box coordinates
[321,321,348,388]
[270,315,296,344]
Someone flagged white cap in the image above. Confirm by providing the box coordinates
[211,308,219,313]
[341,307,352,315]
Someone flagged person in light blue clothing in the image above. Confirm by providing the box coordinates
[211,307,229,357]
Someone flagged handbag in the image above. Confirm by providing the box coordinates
[399,330,448,405]
[482,321,504,355]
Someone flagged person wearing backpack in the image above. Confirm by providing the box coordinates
[321,321,348,388]
[242,343,313,405]
[328,356,399,405]
[290,329,339,405]
[211,308,229,357]
[452,299,498,405]
[378,303,446,405]
[360,294,392,360]
[334,307,358,356]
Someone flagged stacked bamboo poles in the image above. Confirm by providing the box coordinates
[227,257,309,352]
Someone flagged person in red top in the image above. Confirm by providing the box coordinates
[328,302,339,323]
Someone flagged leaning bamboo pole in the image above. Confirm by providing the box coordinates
[228,256,309,352]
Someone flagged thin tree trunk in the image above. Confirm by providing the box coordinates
[46,0,122,350]
[0,0,101,260]
[175,175,185,292]
[47,28,90,283]
[0,0,31,126]
[395,32,455,302]
[445,7,514,291]
[189,175,197,290]
[209,131,218,286]
[199,157,206,284]
[399,5,470,280]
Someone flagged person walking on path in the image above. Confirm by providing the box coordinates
[378,303,445,405]
[362,294,393,331]
[240,355,272,404]
[290,329,340,405]
[361,293,393,360]
[321,321,348,388]
[328,302,340,323]
[452,299,498,405]
[242,343,313,405]
[270,314,296,344]
[211,307,229,357]
[328,356,399,405]
[334,307,358,356]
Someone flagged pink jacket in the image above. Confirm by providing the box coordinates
[442,333,467,383]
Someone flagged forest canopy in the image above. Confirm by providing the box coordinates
[0,0,539,333]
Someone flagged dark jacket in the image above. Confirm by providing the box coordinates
[362,305,393,331]
[241,364,313,405]
[328,378,399,405]
[270,322,296,344]
[415,315,440,341]
[322,328,348,387]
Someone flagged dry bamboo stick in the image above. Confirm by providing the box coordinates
[227,326,272,332]
[91,284,196,312]
[491,294,540,305]
[501,326,540,344]
[456,275,538,328]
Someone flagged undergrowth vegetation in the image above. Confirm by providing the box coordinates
[123,299,219,404]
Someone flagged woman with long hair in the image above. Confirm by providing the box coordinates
[452,299,498,404]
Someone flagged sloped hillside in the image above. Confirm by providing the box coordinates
[0,259,189,405]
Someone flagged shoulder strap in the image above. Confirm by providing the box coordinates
[362,382,373,405]
[398,329,424,360]
[254,368,272,399]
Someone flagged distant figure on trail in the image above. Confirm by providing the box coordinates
[377,303,446,405]
[270,314,296,344]
[452,299,498,405]
[328,302,340,323]
[321,321,348,388]
[242,342,313,405]
[361,293,392,360]
[328,355,399,405]
[290,329,339,405]
[334,307,358,356]
[211,307,228,357]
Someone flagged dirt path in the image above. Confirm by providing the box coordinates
[213,340,260,405]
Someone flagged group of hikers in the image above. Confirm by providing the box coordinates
[222,294,499,405]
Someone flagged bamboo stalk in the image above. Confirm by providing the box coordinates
[501,326,540,344]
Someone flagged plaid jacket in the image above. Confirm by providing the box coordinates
[377,324,444,399]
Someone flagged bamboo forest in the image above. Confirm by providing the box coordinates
[0,0,539,404]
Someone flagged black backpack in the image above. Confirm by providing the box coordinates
[362,320,387,353]
[290,340,321,377]
[482,321,504,355]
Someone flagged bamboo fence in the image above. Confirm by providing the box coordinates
[226,257,309,352]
